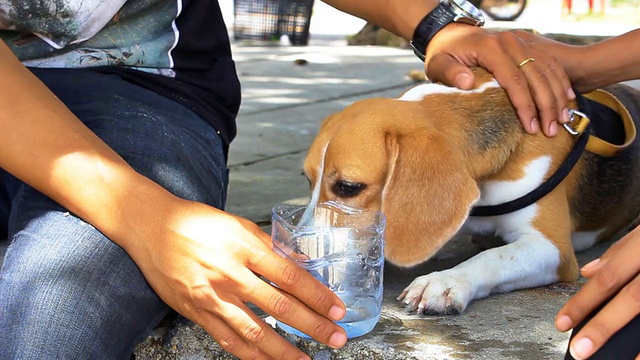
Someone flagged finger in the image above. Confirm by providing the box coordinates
[250,248,346,319]
[556,241,640,332]
[198,311,272,360]
[497,32,565,137]
[566,275,640,360]
[517,59,560,137]
[237,225,347,325]
[246,252,347,347]
[534,52,574,124]
[510,30,576,104]
[250,275,348,348]
[475,34,539,134]
[582,227,640,278]
[206,293,313,360]
[425,53,476,90]
[579,258,602,279]
[545,53,575,105]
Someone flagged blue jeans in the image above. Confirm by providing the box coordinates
[0,68,229,359]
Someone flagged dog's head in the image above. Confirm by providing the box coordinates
[303,90,485,267]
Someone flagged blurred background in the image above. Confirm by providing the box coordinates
[218,0,640,46]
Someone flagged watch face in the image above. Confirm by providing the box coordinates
[451,0,484,20]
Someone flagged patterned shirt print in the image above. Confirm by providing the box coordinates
[0,0,179,76]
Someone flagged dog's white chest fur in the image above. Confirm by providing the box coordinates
[464,156,552,238]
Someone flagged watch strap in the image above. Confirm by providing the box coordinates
[410,1,456,61]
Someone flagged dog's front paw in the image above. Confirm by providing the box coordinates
[397,270,475,315]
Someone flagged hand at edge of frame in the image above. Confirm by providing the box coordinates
[555,225,640,360]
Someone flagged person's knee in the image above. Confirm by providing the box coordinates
[0,214,170,359]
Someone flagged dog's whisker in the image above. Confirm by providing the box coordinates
[297,144,328,229]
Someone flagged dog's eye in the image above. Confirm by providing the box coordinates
[332,180,366,198]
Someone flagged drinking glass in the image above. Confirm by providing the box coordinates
[271,201,386,338]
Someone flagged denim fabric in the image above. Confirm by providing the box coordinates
[0,68,229,359]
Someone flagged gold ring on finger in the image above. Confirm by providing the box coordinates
[517,57,535,68]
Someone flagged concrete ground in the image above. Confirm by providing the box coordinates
[2,1,639,359]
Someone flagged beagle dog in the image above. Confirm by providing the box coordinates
[302,68,640,314]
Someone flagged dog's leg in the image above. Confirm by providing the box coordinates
[398,195,578,315]
[398,235,561,314]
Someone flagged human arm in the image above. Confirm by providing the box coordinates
[321,0,573,137]
[0,41,346,360]
[554,226,640,360]
[513,28,640,93]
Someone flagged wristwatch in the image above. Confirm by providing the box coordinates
[410,0,485,61]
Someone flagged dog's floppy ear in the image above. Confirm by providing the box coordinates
[382,131,480,267]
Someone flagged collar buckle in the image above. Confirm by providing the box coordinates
[563,109,590,136]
